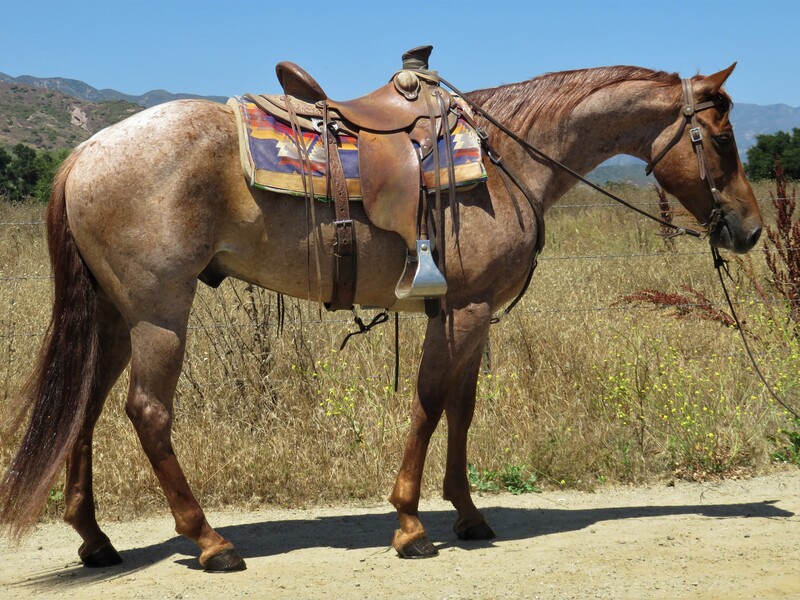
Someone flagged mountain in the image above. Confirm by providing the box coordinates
[0,80,144,150]
[730,102,800,154]
[0,73,227,151]
[1,71,798,186]
[0,72,226,108]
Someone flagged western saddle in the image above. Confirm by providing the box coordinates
[246,45,460,311]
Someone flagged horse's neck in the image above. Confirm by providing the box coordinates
[508,80,678,210]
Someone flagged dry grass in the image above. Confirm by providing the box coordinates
[0,182,796,523]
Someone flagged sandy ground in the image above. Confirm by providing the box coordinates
[1,470,798,600]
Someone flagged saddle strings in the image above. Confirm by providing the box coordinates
[283,95,324,309]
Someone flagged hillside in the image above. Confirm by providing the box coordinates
[0,72,227,108]
[2,71,799,184]
[0,81,144,150]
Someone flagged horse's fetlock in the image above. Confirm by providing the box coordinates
[174,507,207,539]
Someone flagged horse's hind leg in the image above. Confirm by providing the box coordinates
[63,295,131,567]
[124,299,245,572]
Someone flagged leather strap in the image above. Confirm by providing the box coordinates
[422,82,443,259]
[322,101,357,311]
[644,80,719,175]
[436,89,458,232]
[646,79,724,231]
[283,93,324,305]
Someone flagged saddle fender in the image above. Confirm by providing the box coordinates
[358,131,421,253]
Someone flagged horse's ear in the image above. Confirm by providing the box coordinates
[695,63,737,95]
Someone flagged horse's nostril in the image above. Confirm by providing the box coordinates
[748,225,762,247]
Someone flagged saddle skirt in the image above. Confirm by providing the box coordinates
[228,95,487,204]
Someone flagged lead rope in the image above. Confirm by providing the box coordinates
[671,87,798,417]
[712,247,799,419]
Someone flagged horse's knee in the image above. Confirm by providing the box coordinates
[126,395,167,425]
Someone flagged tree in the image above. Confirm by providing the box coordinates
[0,147,10,200]
[3,143,38,202]
[33,148,70,203]
[0,144,69,203]
[745,128,800,180]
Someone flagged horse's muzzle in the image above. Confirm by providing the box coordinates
[709,210,762,254]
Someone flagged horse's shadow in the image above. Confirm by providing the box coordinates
[13,498,794,589]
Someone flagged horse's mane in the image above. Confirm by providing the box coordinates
[466,66,681,130]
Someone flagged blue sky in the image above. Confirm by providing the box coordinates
[2,0,797,106]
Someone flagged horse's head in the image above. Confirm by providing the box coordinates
[647,64,762,253]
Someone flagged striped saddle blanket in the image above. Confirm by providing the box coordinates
[228,95,487,200]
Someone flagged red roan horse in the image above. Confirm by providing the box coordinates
[0,63,761,570]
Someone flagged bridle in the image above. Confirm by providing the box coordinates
[429,72,730,242]
[645,78,726,236]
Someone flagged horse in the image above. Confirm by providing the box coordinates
[0,62,762,571]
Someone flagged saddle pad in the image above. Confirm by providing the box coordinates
[228,96,487,200]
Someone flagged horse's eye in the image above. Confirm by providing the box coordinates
[715,134,731,145]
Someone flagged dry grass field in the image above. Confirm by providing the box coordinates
[1,181,798,523]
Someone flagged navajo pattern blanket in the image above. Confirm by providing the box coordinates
[228,96,487,200]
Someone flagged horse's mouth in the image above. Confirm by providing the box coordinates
[708,211,762,254]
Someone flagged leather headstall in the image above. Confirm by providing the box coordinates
[645,79,725,232]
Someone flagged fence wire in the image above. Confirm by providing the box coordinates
[1,194,796,341]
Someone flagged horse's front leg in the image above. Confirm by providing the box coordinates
[388,302,491,558]
[443,345,496,541]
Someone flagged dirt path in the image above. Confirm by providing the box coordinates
[2,470,799,599]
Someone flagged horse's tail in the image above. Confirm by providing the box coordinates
[0,146,101,540]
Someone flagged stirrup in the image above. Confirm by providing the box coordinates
[395,239,447,299]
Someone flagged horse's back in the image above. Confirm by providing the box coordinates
[69,99,238,193]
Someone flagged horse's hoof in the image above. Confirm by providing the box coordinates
[79,542,123,568]
[203,548,247,572]
[396,536,439,559]
[454,519,496,541]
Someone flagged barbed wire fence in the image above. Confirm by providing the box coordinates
[0,195,795,342]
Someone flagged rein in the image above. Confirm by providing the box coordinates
[433,72,800,417]
[422,71,709,240]
[422,71,711,323]
[336,70,799,417]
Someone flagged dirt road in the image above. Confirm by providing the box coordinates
[2,470,798,599]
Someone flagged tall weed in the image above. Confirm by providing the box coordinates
[0,182,794,522]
